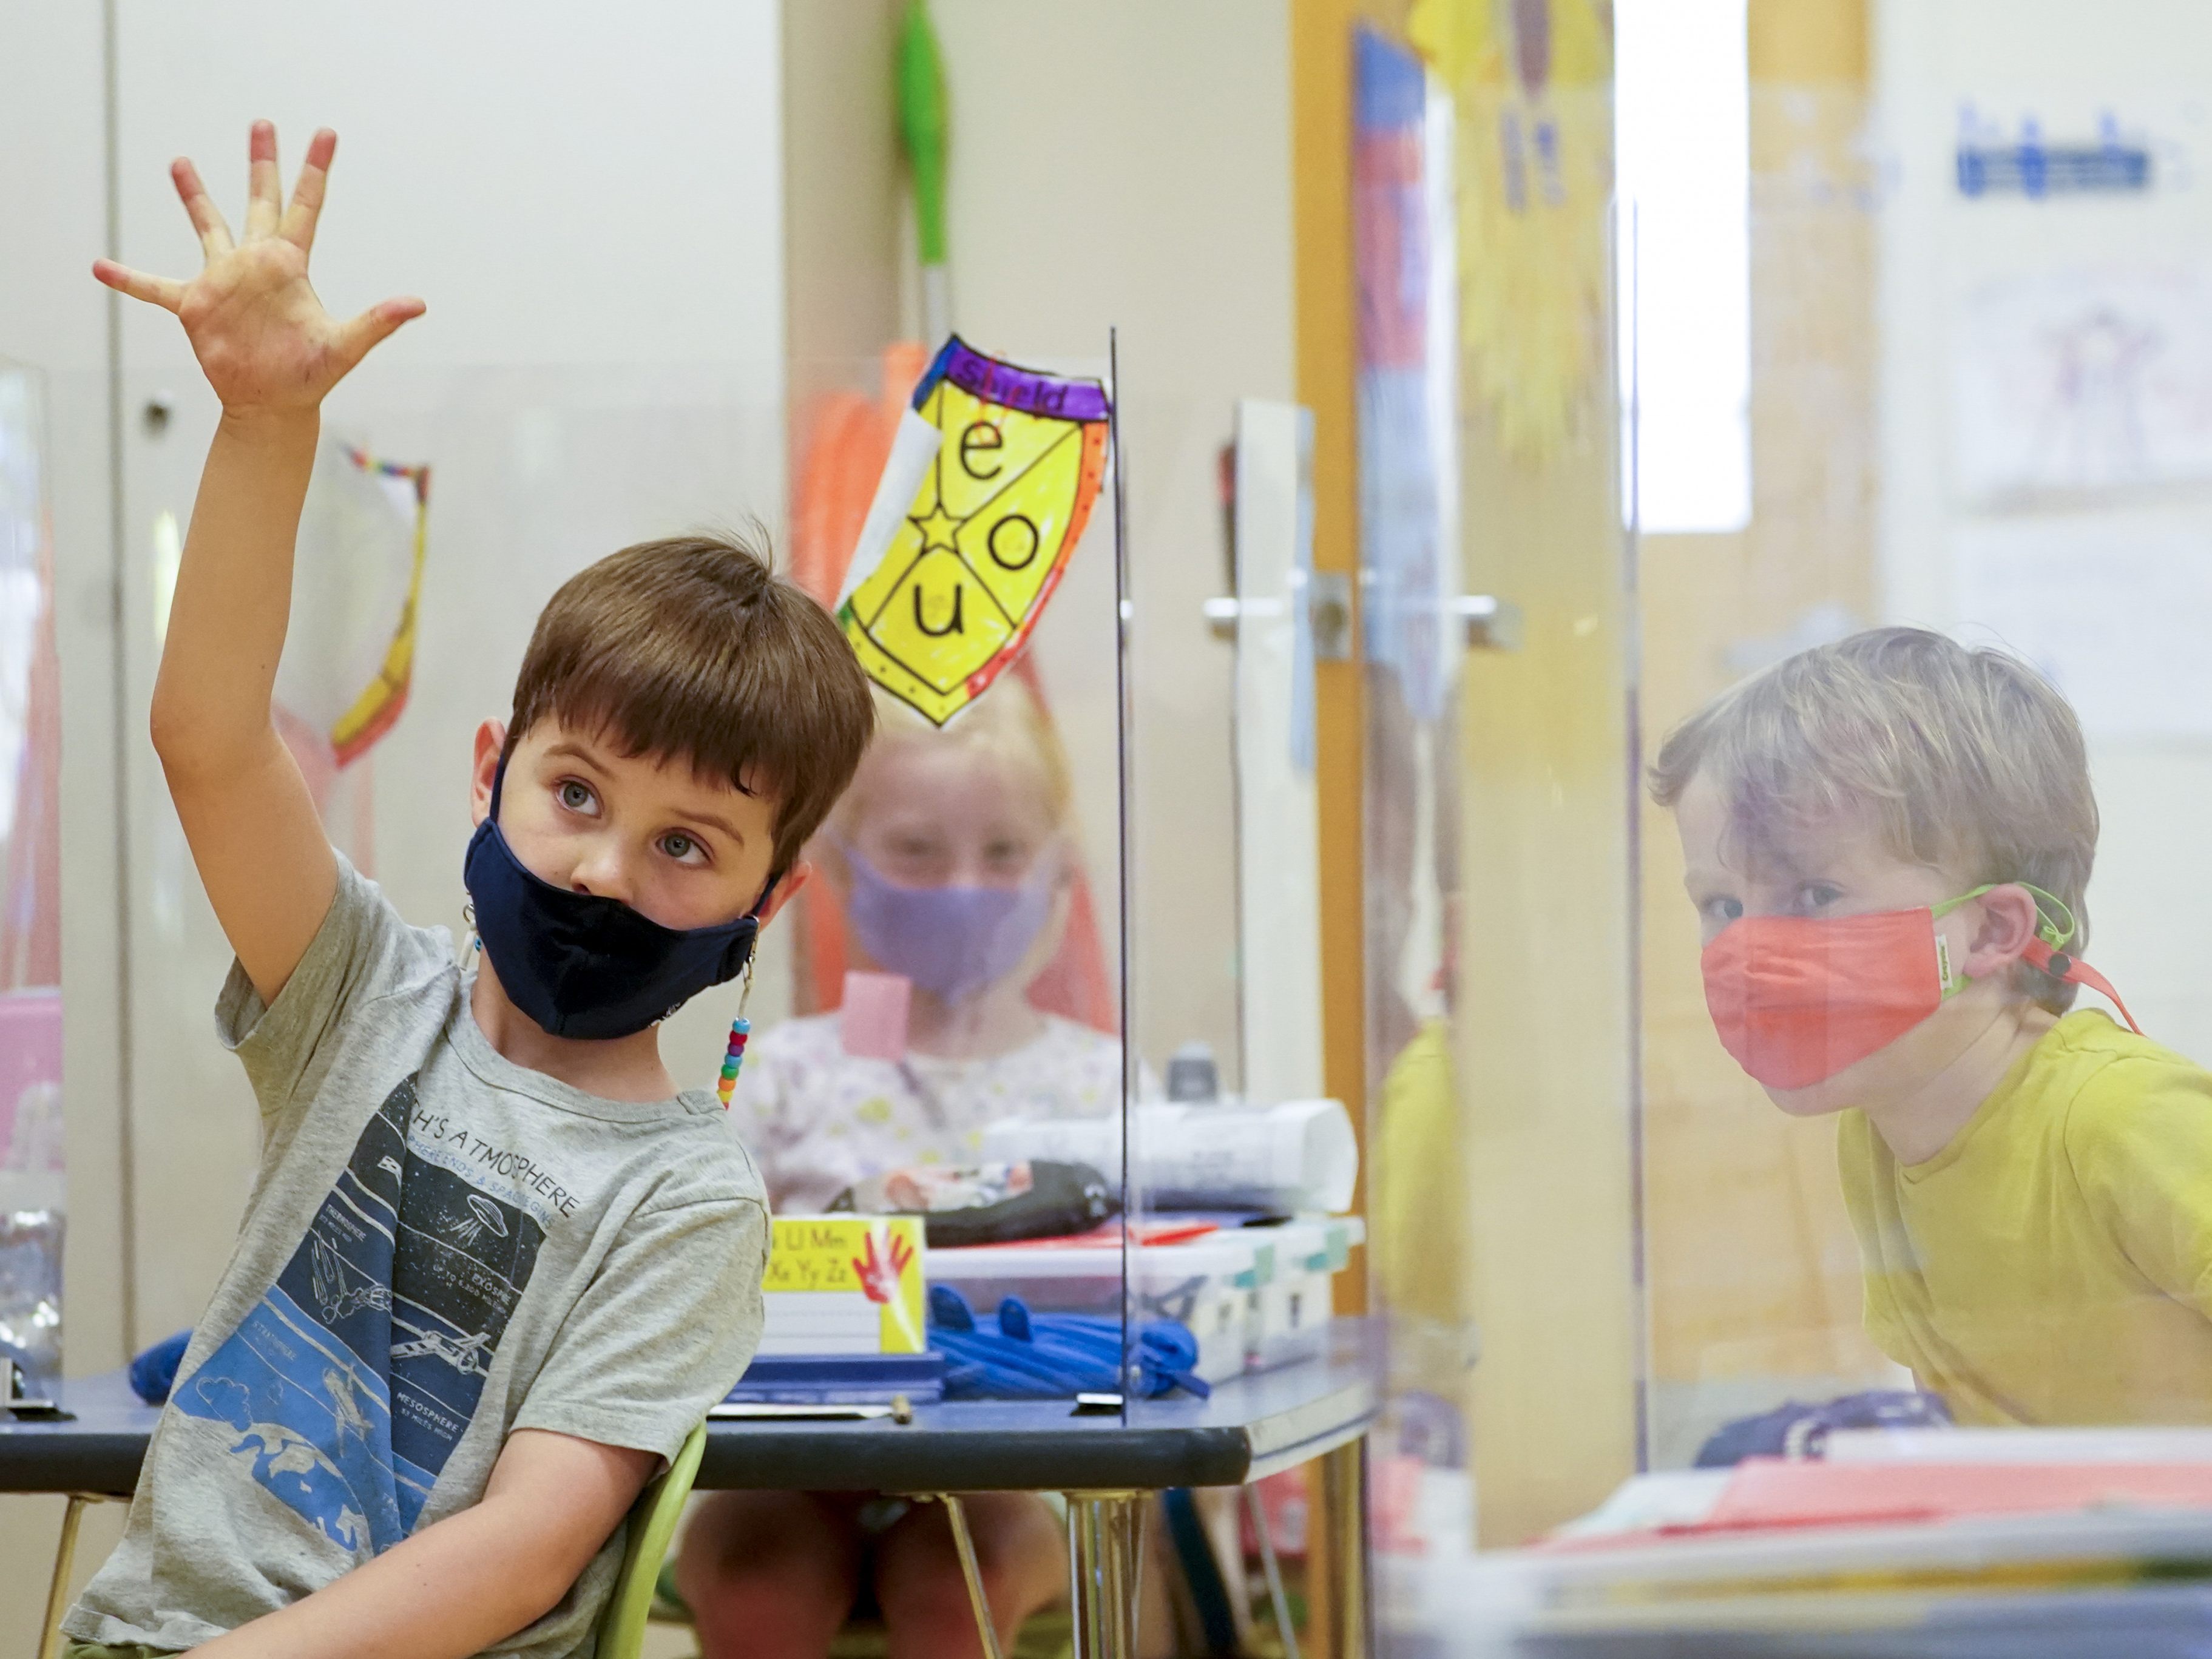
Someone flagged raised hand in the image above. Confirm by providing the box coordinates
[93,121,423,415]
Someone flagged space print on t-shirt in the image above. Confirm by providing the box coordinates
[172,1075,555,1555]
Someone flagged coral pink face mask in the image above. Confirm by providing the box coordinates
[1700,884,2139,1092]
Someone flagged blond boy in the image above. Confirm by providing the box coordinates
[1653,626,2212,1425]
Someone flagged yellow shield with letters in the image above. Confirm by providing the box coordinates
[837,339,1111,726]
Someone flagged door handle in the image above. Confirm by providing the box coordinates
[1216,590,1518,651]
[1454,595,1523,651]
[1203,572,1353,661]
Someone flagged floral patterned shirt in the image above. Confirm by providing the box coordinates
[729,1011,1126,1213]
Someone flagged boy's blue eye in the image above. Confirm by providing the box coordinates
[661,833,699,862]
[1703,896,1744,924]
[1797,883,1844,913]
[558,780,596,813]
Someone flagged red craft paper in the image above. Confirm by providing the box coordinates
[1705,1458,2212,1533]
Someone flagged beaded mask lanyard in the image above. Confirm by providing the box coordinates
[716,958,757,1109]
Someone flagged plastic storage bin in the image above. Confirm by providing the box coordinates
[1251,1215,1366,1371]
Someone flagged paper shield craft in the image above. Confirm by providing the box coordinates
[277,439,431,768]
[836,338,1111,726]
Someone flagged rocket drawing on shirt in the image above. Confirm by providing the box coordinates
[172,1075,550,1555]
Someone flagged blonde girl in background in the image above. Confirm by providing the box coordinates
[677,676,1131,1659]
[729,676,1121,1211]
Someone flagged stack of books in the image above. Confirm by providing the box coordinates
[1443,1429,2212,1656]
[725,1214,942,1410]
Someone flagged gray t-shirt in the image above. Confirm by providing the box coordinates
[67,858,768,1657]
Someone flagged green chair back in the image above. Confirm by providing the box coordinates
[596,1421,709,1659]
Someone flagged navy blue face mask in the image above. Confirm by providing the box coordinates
[462,754,774,1041]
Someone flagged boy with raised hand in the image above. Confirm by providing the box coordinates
[1652,626,2212,1427]
[68,123,873,1658]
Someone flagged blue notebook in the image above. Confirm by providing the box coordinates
[725,1352,945,1405]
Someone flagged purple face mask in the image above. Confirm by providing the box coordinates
[842,842,1060,1002]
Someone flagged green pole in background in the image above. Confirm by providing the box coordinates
[896,0,952,345]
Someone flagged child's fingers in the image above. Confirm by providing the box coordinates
[171,158,235,258]
[332,296,427,373]
[280,129,338,254]
[92,259,184,313]
[243,119,282,240]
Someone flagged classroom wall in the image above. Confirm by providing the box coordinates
[782,0,902,404]
[1873,0,2212,1062]
[0,5,137,1639]
[925,0,1298,1086]
[0,0,130,1381]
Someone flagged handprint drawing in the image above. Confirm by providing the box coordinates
[851,1230,916,1305]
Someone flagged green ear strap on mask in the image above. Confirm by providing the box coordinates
[2020,884,2078,951]
[1931,882,2078,994]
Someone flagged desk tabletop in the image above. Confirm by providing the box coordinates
[0,1334,1378,1498]
[0,1370,152,1495]
[698,1337,1377,1492]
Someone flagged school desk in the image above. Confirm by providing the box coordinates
[0,1331,1378,1659]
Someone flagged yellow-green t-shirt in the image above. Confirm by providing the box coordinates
[1373,1018,1467,1334]
[1839,1010,2212,1425]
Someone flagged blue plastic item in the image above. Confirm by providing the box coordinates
[129,1328,193,1406]
[725,1352,946,1405]
[1694,1388,1953,1467]
[927,1285,1209,1401]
